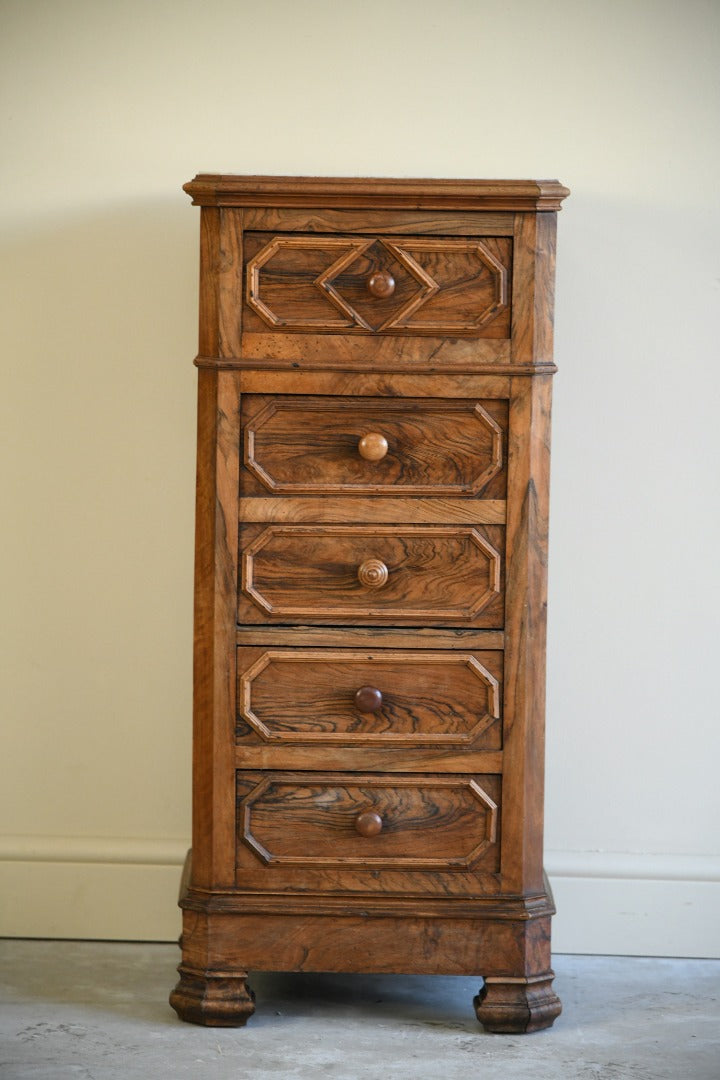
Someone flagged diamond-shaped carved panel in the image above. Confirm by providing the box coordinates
[244,233,511,336]
[323,239,431,331]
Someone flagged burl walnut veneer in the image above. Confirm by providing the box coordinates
[170,175,569,1033]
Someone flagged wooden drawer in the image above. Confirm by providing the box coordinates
[238,524,505,627]
[244,233,512,338]
[241,395,507,498]
[236,647,502,748]
[236,772,500,874]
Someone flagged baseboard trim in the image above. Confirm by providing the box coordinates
[546,850,720,958]
[546,850,720,883]
[0,835,188,866]
[1,840,718,955]
[0,835,187,941]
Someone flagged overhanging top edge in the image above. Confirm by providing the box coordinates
[183,175,570,211]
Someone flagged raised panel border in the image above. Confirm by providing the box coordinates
[246,236,371,330]
[383,239,507,332]
[245,235,510,337]
[238,649,500,747]
[238,773,498,871]
[240,524,502,621]
[243,398,503,496]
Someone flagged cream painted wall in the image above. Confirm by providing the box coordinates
[1,0,719,954]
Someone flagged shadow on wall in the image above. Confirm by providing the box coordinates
[2,199,200,838]
[3,199,199,375]
[1,196,200,619]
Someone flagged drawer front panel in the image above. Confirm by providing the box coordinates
[236,648,502,748]
[238,524,505,626]
[244,233,512,338]
[237,772,499,871]
[241,395,507,497]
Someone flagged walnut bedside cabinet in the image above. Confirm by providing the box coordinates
[169,175,569,1033]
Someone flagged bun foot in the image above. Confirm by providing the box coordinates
[474,972,561,1033]
[169,965,256,1027]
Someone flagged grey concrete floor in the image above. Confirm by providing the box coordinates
[0,941,718,1079]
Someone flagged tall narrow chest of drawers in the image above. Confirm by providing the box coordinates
[170,175,569,1033]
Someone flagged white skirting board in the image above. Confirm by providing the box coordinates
[0,837,187,943]
[1,838,719,957]
[547,851,720,958]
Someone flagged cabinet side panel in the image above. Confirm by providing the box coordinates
[191,369,217,886]
[192,369,242,888]
[510,213,557,367]
[500,375,552,895]
[533,214,557,364]
[198,209,220,357]
[218,209,244,359]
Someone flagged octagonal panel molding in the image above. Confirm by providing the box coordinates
[237,773,499,870]
[246,236,373,330]
[245,235,509,335]
[240,524,502,623]
[237,649,501,746]
[243,397,503,496]
[380,239,508,332]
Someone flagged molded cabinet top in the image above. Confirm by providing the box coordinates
[184,175,570,211]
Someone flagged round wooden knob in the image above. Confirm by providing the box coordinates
[366,270,395,299]
[358,433,388,462]
[355,810,383,837]
[357,558,388,589]
[354,686,383,713]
